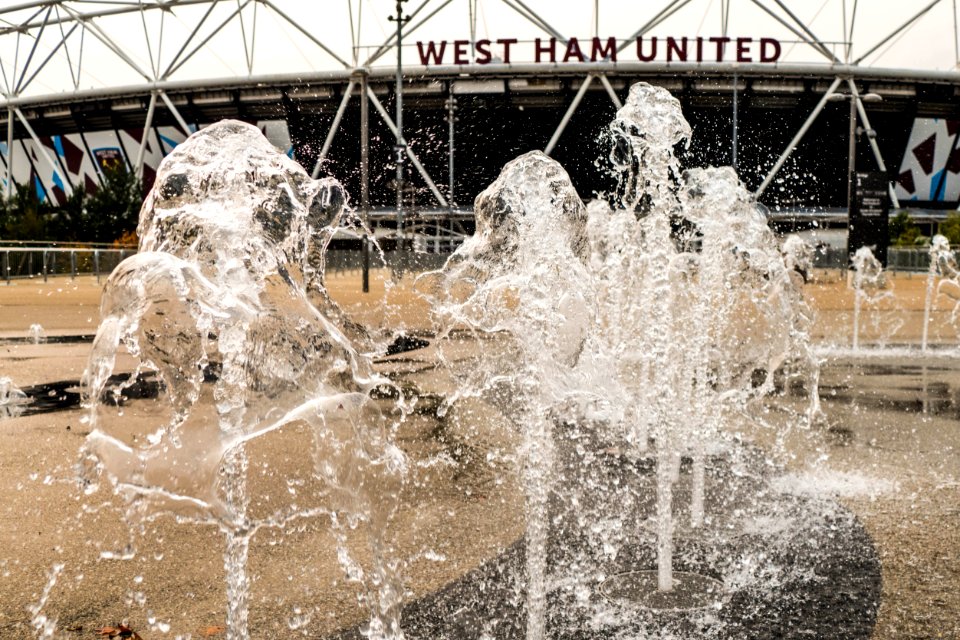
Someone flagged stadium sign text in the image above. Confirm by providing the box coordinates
[416,36,782,65]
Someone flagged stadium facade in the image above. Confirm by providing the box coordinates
[1,1,959,227]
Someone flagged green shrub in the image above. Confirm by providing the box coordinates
[889,211,925,246]
[0,167,141,244]
[938,211,960,245]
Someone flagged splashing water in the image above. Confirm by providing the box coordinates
[423,150,599,640]
[924,234,960,350]
[427,83,821,636]
[589,85,698,594]
[591,85,820,592]
[0,376,28,406]
[782,235,814,284]
[850,246,888,350]
[0,375,29,420]
[80,120,406,640]
[29,323,46,344]
[69,85,828,640]
[28,563,64,639]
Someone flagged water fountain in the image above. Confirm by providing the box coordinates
[420,149,601,639]
[405,83,864,639]
[29,323,46,344]
[0,376,28,410]
[923,234,960,351]
[849,246,895,350]
[782,234,813,284]
[80,120,408,640]
[20,84,883,640]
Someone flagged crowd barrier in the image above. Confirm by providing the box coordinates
[0,246,134,283]
[2,242,956,284]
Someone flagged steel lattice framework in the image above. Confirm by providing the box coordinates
[1,0,960,212]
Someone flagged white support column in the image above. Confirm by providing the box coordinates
[163,0,256,78]
[617,0,692,55]
[312,79,356,179]
[5,109,13,199]
[846,0,859,62]
[14,107,69,197]
[771,0,841,63]
[56,6,80,90]
[598,74,623,109]
[954,0,959,67]
[746,0,838,63]
[14,5,54,96]
[366,85,449,208]
[469,0,478,59]
[73,21,86,90]
[237,0,253,75]
[135,92,158,181]
[348,0,359,65]
[16,23,79,96]
[847,78,901,209]
[756,76,843,198]
[163,1,224,79]
[364,0,456,66]
[158,90,193,137]
[139,2,158,80]
[501,0,565,41]
[854,0,944,65]
[261,0,351,69]
[545,74,594,156]
[59,5,153,83]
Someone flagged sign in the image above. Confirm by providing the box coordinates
[415,36,781,66]
[848,171,891,266]
[93,147,123,169]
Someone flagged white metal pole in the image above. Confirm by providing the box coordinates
[158,90,192,136]
[312,79,356,179]
[756,76,843,197]
[14,107,69,197]
[598,74,622,109]
[5,109,12,199]
[847,79,901,208]
[135,92,158,181]
[545,74,594,156]
[367,86,448,207]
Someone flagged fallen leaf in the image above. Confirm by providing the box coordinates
[96,623,143,639]
[200,625,226,637]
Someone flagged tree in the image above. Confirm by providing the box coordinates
[1,184,49,241]
[46,187,86,242]
[0,167,142,244]
[889,211,925,246]
[80,166,142,244]
[938,211,960,245]
[0,190,11,237]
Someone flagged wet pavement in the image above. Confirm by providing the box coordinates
[0,274,957,639]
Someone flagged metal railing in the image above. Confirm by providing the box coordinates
[4,241,955,284]
[0,246,135,283]
[886,246,945,273]
[810,245,960,273]
[0,243,455,284]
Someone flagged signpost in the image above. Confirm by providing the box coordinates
[848,171,890,266]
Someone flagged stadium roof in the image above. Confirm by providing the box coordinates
[0,0,958,105]
[3,1,960,217]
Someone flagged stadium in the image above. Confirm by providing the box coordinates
[3,4,960,639]
[1,0,959,252]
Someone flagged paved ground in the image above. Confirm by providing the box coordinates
[0,268,957,638]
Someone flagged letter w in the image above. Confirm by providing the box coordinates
[417,41,447,65]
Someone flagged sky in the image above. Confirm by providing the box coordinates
[0,0,958,99]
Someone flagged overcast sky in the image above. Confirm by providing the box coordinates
[0,0,957,98]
